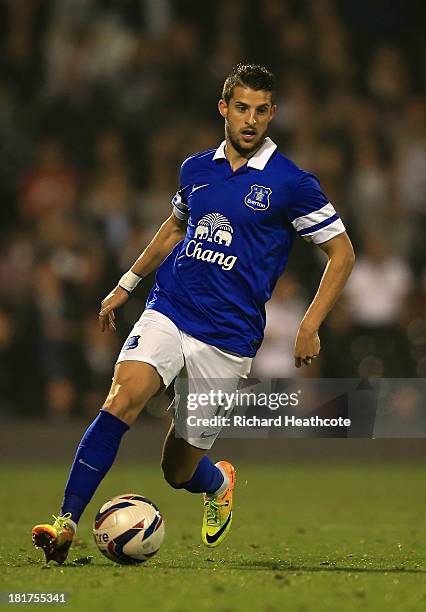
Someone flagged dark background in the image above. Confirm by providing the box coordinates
[0,0,424,421]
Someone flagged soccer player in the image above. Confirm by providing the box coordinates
[32,64,355,563]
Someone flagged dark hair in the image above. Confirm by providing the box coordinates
[222,63,275,103]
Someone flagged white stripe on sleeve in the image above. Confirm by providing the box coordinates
[291,202,336,232]
[172,192,189,220]
[302,218,346,244]
[173,206,188,221]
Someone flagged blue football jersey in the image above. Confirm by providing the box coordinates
[146,137,345,357]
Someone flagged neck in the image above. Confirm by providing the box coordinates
[224,137,266,172]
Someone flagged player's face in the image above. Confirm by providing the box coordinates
[218,86,276,156]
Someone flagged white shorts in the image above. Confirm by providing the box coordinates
[116,309,252,449]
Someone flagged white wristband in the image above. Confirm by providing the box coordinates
[118,270,143,293]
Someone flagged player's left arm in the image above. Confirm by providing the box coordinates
[294,231,355,368]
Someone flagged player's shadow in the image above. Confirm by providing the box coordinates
[19,559,426,574]
[142,559,426,574]
[21,559,426,574]
[229,560,426,574]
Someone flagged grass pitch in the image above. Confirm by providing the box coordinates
[1,461,425,611]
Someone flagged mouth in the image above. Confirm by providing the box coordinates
[240,128,257,142]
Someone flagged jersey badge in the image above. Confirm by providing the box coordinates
[244,184,272,211]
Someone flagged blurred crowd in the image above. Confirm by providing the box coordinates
[0,0,424,419]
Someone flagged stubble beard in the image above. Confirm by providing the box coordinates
[225,121,267,158]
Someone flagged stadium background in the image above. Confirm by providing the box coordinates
[0,3,425,610]
[0,0,424,420]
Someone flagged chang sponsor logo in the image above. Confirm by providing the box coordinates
[185,213,238,271]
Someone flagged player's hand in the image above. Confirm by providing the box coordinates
[99,286,129,332]
[294,324,320,368]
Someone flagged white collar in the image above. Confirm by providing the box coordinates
[212,136,277,170]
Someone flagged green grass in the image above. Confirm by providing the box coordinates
[1,462,425,611]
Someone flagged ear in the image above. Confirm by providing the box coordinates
[218,99,228,118]
[269,104,277,120]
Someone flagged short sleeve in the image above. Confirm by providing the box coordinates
[286,173,345,244]
[171,158,194,221]
[171,189,189,221]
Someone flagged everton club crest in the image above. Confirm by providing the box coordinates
[244,184,272,211]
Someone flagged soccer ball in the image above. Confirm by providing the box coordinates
[93,493,165,564]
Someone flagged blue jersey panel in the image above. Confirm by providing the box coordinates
[146,138,344,356]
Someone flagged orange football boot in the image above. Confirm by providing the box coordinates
[32,513,75,564]
[202,461,235,547]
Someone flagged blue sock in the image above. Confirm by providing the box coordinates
[60,410,129,523]
[177,456,224,494]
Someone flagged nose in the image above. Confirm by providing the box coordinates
[247,110,257,125]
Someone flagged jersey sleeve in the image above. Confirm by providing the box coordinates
[171,189,189,221]
[286,173,346,244]
[171,158,193,221]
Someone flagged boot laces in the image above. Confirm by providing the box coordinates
[205,499,227,526]
[51,513,73,532]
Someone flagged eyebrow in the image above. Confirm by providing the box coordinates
[234,101,270,109]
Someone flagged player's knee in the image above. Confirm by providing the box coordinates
[103,383,144,424]
[161,459,195,489]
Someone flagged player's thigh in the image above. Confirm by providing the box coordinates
[182,337,252,381]
[173,335,252,450]
[105,309,185,425]
[103,360,162,425]
[116,309,184,389]
[161,422,206,484]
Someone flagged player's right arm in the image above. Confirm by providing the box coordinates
[99,213,187,332]
[285,172,353,367]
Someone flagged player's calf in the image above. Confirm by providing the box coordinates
[160,426,207,489]
[161,459,198,488]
